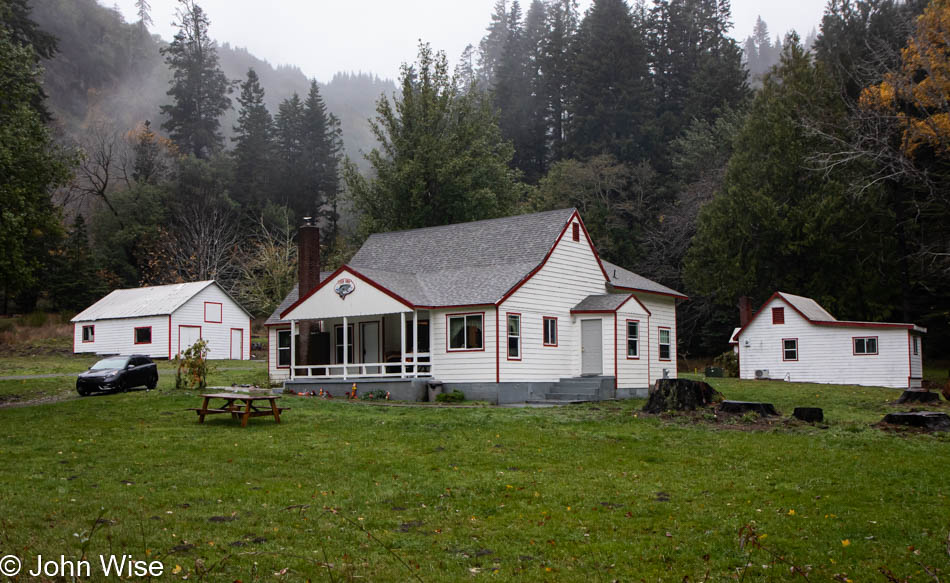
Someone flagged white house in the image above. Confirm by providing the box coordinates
[72,281,252,360]
[265,209,685,403]
[735,291,926,389]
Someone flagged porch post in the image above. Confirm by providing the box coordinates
[342,316,349,380]
[412,310,419,378]
[400,312,407,378]
[289,319,296,380]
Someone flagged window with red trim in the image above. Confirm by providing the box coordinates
[448,314,483,350]
[134,326,152,344]
[658,328,671,360]
[572,222,579,241]
[626,321,639,358]
[543,317,558,346]
[82,325,95,343]
[204,302,223,323]
[853,336,878,355]
[507,314,521,359]
[772,307,785,324]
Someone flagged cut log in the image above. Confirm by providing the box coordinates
[718,400,779,416]
[895,390,941,404]
[642,379,723,414]
[793,407,823,423]
[881,411,950,431]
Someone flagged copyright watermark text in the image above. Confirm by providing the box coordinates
[0,554,163,578]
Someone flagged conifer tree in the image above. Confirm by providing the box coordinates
[541,0,579,162]
[159,0,232,159]
[478,0,510,87]
[302,80,343,240]
[232,68,274,208]
[274,93,306,215]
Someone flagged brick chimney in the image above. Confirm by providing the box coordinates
[738,296,752,327]
[297,218,321,365]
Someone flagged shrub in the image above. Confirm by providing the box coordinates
[22,311,47,328]
[174,339,211,390]
[435,390,465,403]
[712,350,739,377]
[360,389,389,400]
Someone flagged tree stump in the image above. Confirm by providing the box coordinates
[895,390,941,404]
[793,407,823,423]
[642,379,723,414]
[718,400,779,416]
[881,412,950,431]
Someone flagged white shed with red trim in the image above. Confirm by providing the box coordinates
[71,281,252,360]
[735,292,925,389]
[266,209,685,400]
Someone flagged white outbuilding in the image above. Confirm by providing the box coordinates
[735,292,926,389]
[71,281,252,360]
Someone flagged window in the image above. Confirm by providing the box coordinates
[134,326,152,344]
[543,317,558,346]
[572,222,580,241]
[853,336,878,355]
[405,320,430,353]
[783,338,798,361]
[913,336,920,355]
[448,313,483,351]
[772,307,785,324]
[204,301,223,323]
[658,328,671,361]
[82,325,94,343]
[626,320,639,358]
[335,324,354,363]
[277,329,291,368]
[507,314,521,360]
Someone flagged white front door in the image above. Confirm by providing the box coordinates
[581,319,603,376]
[230,328,243,360]
[361,321,380,373]
[179,325,201,356]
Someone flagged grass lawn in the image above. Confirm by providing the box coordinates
[0,369,948,582]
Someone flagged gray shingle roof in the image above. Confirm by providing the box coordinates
[602,260,686,298]
[777,292,836,321]
[572,294,633,312]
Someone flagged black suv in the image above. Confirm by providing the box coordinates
[76,355,158,395]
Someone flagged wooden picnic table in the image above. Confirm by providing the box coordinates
[191,393,286,427]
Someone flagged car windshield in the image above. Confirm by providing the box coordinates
[90,357,129,371]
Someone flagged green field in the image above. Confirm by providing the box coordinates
[0,359,947,582]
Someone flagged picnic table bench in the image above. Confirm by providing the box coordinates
[189,393,287,427]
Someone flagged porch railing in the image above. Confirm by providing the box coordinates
[292,354,432,380]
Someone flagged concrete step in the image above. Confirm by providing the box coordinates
[544,392,599,401]
[525,399,590,405]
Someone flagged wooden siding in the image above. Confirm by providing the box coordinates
[172,285,250,360]
[283,268,411,320]
[497,221,608,381]
[615,303,651,389]
[429,307,497,383]
[268,326,291,380]
[633,293,678,383]
[73,315,169,358]
[738,296,911,388]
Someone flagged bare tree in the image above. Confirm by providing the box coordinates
[167,195,242,289]
[233,214,298,316]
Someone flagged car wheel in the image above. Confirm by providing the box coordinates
[76,386,88,397]
[147,374,157,391]
[118,379,127,393]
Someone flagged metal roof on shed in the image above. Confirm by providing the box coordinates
[72,281,247,322]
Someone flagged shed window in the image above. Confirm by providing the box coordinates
[783,338,798,361]
[134,327,152,344]
[507,314,521,359]
[658,328,671,360]
[277,329,291,367]
[335,324,354,363]
[913,336,920,356]
[853,337,878,355]
[627,321,639,358]
[772,307,785,324]
[572,222,580,241]
[204,302,223,323]
[82,325,94,343]
[448,314,483,350]
[543,317,557,346]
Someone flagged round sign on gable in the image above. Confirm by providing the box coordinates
[334,278,355,300]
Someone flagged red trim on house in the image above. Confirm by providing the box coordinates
[178,325,202,355]
[72,323,76,353]
[204,301,223,323]
[505,312,522,361]
[133,326,153,345]
[658,327,672,361]
[569,294,652,316]
[445,312,487,352]
[275,326,291,369]
[851,335,879,356]
[782,338,799,362]
[646,314,651,386]
[495,308,500,383]
[81,324,95,343]
[625,319,641,359]
[613,314,618,390]
[496,210,611,305]
[907,331,913,385]
[609,285,689,301]
[542,316,558,347]
[248,317,252,360]
[229,327,244,360]
[168,315,172,359]
[772,307,785,325]
[281,264,415,319]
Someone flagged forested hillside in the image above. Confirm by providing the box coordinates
[3,0,949,359]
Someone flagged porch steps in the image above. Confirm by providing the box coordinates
[527,376,615,404]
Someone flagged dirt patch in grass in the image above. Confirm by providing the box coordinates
[638,407,824,432]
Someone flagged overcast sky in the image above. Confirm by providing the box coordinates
[106,0,828,83]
